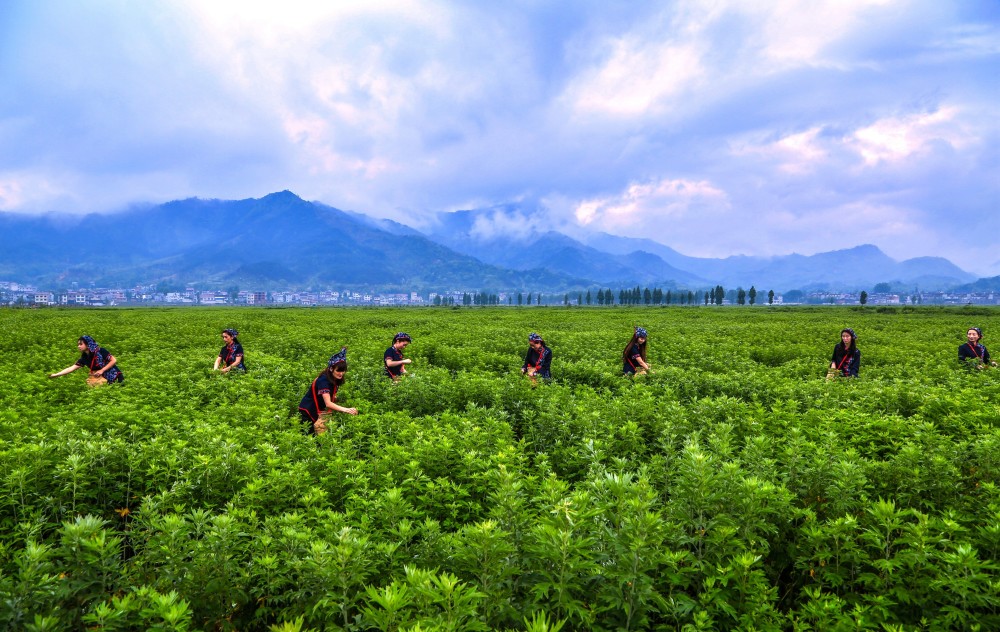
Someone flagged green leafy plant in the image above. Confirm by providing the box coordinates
[1,306,998,628]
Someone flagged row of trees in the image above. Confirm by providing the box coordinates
[579,285,777,306]
[452,292,545,306]
[460,292,504,306]
[442,286,780,307]
[704,285,775,306]
[565,287,703,306]
[434,285,780,306]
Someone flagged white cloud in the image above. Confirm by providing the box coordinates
[730,127,829,174]
[729,104,983,176]
[850,107,975,165]
[564,39,705,116]
[573,177,729,228]
[280,110,396,178]
[749,0,897,70]
[0,171,77,213]
[0,176,26,210]
[559,0,904,120]
[469,209,549,241]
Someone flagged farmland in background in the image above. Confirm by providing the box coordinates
[1,306,998,630]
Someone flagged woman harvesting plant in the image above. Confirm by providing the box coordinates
[298,347,358,434]
[521,332,552,381]
[829,328,860,377]
[959,327,996,369]
[623,326,650,375]
[384,332,413,381]
[49,335,124,385]
[213,328,246,372]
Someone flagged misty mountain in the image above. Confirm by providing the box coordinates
[0,192,584,291]
[1,192,981,293]
[577,232,976,291]
[421,208,705,286]
[422,206,976,291]
[335,207,425,238]
[949,276,1000,293]
[691,246,974,291]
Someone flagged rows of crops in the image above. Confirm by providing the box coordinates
[1,306,998,630]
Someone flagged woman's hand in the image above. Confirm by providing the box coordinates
[327,402,359,416]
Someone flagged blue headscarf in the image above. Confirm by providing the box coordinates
[634,327,648,339]
[970,327,984,340]
[528,332,543,343]
[80,335,99,353]
[393,332,412,343]
[223,328,239,339]
[79,334,117,378]
[328,346,348,368]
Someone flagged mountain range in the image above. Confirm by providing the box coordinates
[418,204,974,291]
[0,191,979,293]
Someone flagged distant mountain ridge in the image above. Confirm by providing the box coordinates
[950,276,1000,293]
[422,208,705,287]
[0,191,980,292]
[422,205,975,291]
[575,232,973,291]
[0,192,583,291]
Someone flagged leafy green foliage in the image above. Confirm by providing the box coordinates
[0,306,998,629]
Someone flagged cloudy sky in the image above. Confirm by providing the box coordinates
[1,1,998,273]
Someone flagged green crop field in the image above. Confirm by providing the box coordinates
[1,306,999,631]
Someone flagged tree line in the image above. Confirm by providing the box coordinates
[438,285,780,306]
